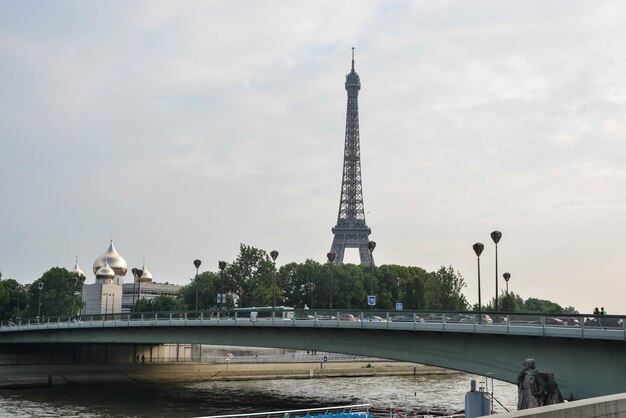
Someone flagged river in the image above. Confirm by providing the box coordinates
[0,373,517,417]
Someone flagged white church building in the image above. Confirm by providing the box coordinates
[78,241,180,315]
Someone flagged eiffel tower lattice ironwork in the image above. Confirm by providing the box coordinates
[329,49,373,266]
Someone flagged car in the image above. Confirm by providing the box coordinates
[424,314,452,322]
[529,317,566,326]
[448,314,473,322]
[460,314,493,324]
[338,314,358,321]
[364,315,386,322]
[390,315,425,323]
[558,317,580,327]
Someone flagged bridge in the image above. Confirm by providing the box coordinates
[1,309,624,401]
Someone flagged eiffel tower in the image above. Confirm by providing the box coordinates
[329,49,373,266]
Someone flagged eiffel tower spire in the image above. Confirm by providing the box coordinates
[329,49,373,265]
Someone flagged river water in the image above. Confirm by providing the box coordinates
[0,373,517,417]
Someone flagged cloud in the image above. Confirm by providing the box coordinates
[2,1,626,312]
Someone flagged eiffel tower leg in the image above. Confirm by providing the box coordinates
[330,237,345,265]
[359,242,374,266]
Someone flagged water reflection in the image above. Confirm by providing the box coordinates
[0,374,517,417]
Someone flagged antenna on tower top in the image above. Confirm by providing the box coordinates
[351,47,355,71]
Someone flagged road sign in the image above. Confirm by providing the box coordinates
[396,302,403,311]
[323,356,328,363]
[367,295,376,306]
[225,352,234,361]
[216,293,226,303]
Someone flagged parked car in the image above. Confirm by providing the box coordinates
[364,315,386,322]
[339,314,358,321]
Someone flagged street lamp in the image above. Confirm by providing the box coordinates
[270,250,279,309]
[395,277,402,307]
[327,252,336,309]
[503,272,511,312]
[103,293,110,317]
[131,268,139,313]
[309,282,316,308]
[218,261,227,310]
[16,284,22,317]
[77,273,85,315]
[71,277,78,316]
[135,268,143,312]
[473,243,484,312]
[193,259,202,311]
[491,230,502,312]
[37,282,43,321]
[367,241,376,307]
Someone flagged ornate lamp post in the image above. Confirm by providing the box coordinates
[37,282,43,321]
[131,268,139,313]
[327,252,336,309]
[193,259,202,311]
[218,261,227,310]
[309,282,316,308]
[135,268,144,312]
[367,241,376,307]
[270,250,279,309]
[16,284,22,317]
[71,277,78,316]
[491,230,502,311]
[473,243,484,312]
[179,293,185,311]
[78,273,85,315]
[503,272,511,312]
[395,277,402,306]
[103,293,112,317]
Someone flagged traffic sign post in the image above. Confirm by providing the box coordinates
[367,295,376,306]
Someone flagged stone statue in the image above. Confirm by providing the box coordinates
[517,358,546,410]
[517,359,564,410]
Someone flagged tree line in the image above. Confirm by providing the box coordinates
[0,244,578,319]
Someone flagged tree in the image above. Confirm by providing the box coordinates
[0,278,24,320]
[228,244,276,307]
[180,271,222,310]
[426,266,469,310]
[26,267,82,318]
[523,297,564,314]
[279,260,325,309]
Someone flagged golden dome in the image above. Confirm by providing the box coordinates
[140,262,153,283]
[72,257,86,278]
[95,259,115,280]
[93,241,128,277]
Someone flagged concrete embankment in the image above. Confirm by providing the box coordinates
[0,362,457,389]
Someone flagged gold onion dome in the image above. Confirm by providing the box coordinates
[93,241,128,277]
[72,258,86,278]
[95,259,115,280]
[140,262,153,282]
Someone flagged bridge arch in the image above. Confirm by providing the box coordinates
[2,322,624,401]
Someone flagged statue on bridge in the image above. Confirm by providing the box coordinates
[517,358,563,410]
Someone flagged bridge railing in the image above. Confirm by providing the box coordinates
[1,310,624,341]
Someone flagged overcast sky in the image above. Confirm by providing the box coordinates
[1,1,625,313]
